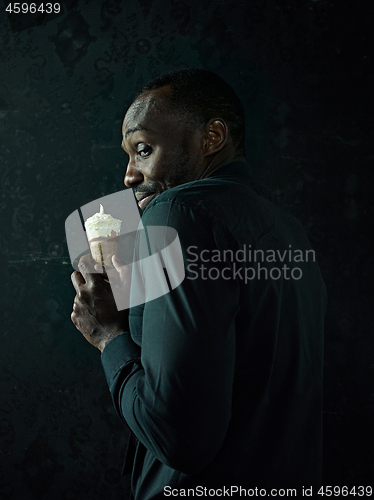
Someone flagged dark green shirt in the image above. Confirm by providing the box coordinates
[101,162,326,499]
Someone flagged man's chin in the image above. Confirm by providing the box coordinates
[138,193,157,211]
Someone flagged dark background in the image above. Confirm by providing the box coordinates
[0,0,373,498]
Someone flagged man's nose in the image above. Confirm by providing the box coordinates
[124,161,143,188]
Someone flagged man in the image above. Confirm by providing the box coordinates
[71,68,326,499]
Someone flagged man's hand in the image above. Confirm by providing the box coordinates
[71,254,130,352]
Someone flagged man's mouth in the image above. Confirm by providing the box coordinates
[136,192,157,210]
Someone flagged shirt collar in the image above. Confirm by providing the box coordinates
[208,161,254,180]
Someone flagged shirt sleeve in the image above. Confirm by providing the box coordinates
[101,198,239,475]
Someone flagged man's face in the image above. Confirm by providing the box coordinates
[122,86,205,211]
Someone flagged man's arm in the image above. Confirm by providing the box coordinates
[101,199,239,475]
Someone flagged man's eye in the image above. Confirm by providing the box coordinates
[137,145,152,157]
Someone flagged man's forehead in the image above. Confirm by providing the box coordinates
[122,87,172,133]
[123,95,151,129]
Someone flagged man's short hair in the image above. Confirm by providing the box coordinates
[137,68,246,156]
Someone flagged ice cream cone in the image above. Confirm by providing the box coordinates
[84,204,122,268]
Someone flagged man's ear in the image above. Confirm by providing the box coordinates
[203,119,228,156]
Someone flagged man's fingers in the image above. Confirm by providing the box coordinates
[78,254,99,285]
[71,271,85,291]
[112,254,125,268]
[78,254,95,272]
[111,255,131,285]
[94,263,106,275]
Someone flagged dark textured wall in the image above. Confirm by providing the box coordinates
[0,0,373,498]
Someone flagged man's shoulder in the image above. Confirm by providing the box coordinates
[143,174,269,221]
[154,177,233,206]
[140,181,224,234]
[141,166,306,246]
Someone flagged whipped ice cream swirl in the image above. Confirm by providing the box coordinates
[84,204,122,240]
